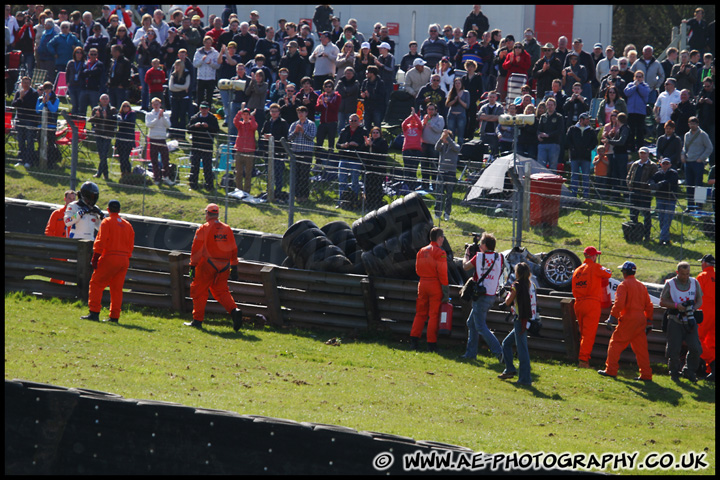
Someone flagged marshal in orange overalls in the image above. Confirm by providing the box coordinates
[45,204,69,284]
[411,241,448,344]
[603,275,655,379]
[190,218,239,322]
[88,212,135,319]
[572,258,612,363]
[697,266,715,375]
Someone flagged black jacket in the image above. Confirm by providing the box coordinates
[656,134,682,167]
[11,88,39,126]
[565,124,597,161]
[259,116,290,155]
[107,55,132,88]
[187,111,219,147]
[537,111,565,144]
[360,77,387,111]
[651,167,679,202]
[532,56,562,99]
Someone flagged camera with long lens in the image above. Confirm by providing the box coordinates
[464,232,483,257]
[680,300,696,327]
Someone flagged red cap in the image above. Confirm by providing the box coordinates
[205,203,219,214]
[583,246,601,256]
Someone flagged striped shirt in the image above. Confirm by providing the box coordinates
[287,118,317,153]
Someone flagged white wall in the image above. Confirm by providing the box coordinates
[199,5,611,60]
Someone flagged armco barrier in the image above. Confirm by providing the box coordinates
[6,379,590,474]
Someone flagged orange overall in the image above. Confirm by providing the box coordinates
[411,241,448,343]
[603,275,655,379]
[190,219,239,322]
[572,259,613,362]
[45,205,68,284]
[697,267,715,373]
[88,213,135,319]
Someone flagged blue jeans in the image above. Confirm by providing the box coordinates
[170,94,190,140]
[502,319,532,384]
[363,107,383,131]
[67,86,82,116]
[338,158,361,196]
[337,111,350,134]
[537,143,561,171]
[684,160,705,207]
[79,90,100,118]
[95,136,111,176]
[446,112,467,146]
[108,86,128,110]
[219,90,232,125]
[138,66,150,110]
[402,149,423,189]
[227,101,242,145]
[656,198,676,242]
[517,142,538,160]
[464,294,503,358]
[16,125,35,165]
[570,159,591,197]
[608,153,628,194]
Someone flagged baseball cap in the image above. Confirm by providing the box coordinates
[192,15,201,21]
[638,146,650,154]
[379,42,391,50]
[618,261,637,273]
[199,102,210,108]
[361,42,371,50]
[568,51,578,57]
[413,58,426,67]
[578,112,590,120]
[584,246,602,256]
[205,203,219,214]
[108,200,121,213]
[661,157,672,164]
[320,31,331,38]
[288,40,299,48]
[605,45,615,51]
[593,42,603,49]
[699,254,715,265]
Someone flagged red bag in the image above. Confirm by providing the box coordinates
[438,302,453,335]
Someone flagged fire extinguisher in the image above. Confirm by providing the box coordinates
[439,301,453,335]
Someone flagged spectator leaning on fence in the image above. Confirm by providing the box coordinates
[650,157,679,246]
[187,101,219,192]
[89,93,117,181]
[626,147,658,243]
[11,76,39,169]
[287,105,316,203]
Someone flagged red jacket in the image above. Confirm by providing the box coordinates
[316,91,341,123]
[415,241,448,285]
[145,67,166,94]
[233,113,257,152]
[402,113,423,151]
[502,50,532,78]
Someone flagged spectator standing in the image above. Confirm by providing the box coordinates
[145,97,176,186]
[193,36,220,108]
[566,112,597,198]
[682,116,714,211]
[477,90,504,160]
[684,8,709,54]
[598,261,654,381]
[498,262,536,385]
[143,57,166,109]
[77,47,105,118]
[315,78,341,172]
[106,44,131,109]
[603,112,631,195]
[572,246,613,368]
[280,40,307,88]
[623,70,650,151]
[256,26,281,76]
[659,262,704,382]
[35,81,61,169]
[89,94,117,180]
[401,108,424,189]
[420,103,445,190]
[460,232,505,362]
[696,78,715,166]
[651,157,679,246]
[313,5,334,35]
[374,42,396,101]
[533,42,562,99]
[564,39,594,99]
[517,104,539,160]
[335,41,357,82]
[35,18,58,81]
[630,45,664,104]
[656,120,683,170]
[151,9,169,45]
[270,67,291,103]
[232,107,258,194]
[597,86,627,126]
[404,58,431,98]
[563,82,589,127]
[215,42,242,126]
[82,200,134,324]
[369,24,395,57]
[400,40,422,72]
[461,59,483,140]
[447,28,467,70]
[434,129,460,220]
[670,50,697,93]
[336,66,359,133]
[544,79,568,112]
[420,24,449,70]
[561,51,588,96]
[178,16,202,60]
[362,126,389,211]
[336,114,367,208]
[185,203,243,331]
[670,89,697,140]
[115,101,136,178]
[595,45,617,85]
[260,103,290,196]
[287,105,317,203]
[11,76,39,168]
[536,96,564,170]
[598,64,627,100]
[85,23,109,65]
[136,28,162,111]
[463,5,489,38]
[186,102,219,191]
[48,21,83,85]
[445,77,470,146]
[161,27,186,69]
[168,59,192,141]
[626,147,658,242]
[592,144,609,198]
[697,254,716,381]
[359,66,386,131]
[654,78,681,135]
[309,31,339,90]
[354,42,375,83]
[410,227,449,352]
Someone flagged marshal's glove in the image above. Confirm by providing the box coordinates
[441,284,449,304]
[91,252,101,270]
[645,321,653,335]
[230,265,239,282]
[605,315,618,331]
[188,265,195,281]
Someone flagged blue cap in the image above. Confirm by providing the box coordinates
[618,261,637,273]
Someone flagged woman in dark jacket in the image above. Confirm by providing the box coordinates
[66,47,86,116]
[115,100,137,176]
[107,24,136,62]
[336,66,359,132]
[363,126,389,211]
[517,104,539,159]
[136,29,162,111]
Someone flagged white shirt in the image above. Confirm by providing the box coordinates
[145,108,171,139]
[193,46,221,80]
[655,89,681,123]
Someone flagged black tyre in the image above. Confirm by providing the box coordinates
[309,253,353,273]
[540,248,582,291]
[335,237,358,258]
[281,256,295,268]
[361,247,387,277]
[352,211,384,251]
[401,192,433,225]
[327,227,355,247]
[295,235,334,269]
[320,221,352,241]
[282,220,318,255]
[287,227,325,259]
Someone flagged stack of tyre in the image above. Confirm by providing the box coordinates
[281,220,354,273]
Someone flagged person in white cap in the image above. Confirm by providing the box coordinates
[374,41,396,99]
[309,30,339,90]
[404,57,430,97]
[626,146,658,241]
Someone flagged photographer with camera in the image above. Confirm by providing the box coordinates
[659,261,704,382]
[460,232,504,363]
[598,262,655,381]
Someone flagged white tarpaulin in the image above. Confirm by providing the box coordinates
[466,153,573,202]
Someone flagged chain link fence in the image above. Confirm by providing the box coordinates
[6,102,715,282]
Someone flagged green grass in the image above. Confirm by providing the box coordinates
[4,292,715,475]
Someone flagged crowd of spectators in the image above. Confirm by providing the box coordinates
[5,5,716,222]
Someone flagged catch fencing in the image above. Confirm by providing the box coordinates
[6,105,714,280]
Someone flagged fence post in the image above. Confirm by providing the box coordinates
[267,135,275,203]
[76,240,93,302]
[61,112,79,190]
[598,202,603,252]
[360,277,381,330]
[260,265,283,327]
[168,251,186,313]
[279,138,295,228]
[523,161,531,231]
[39,107,48,169]
[560,298,579,361]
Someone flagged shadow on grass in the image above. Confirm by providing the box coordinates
[198,325,263,341]
[108,322,157,333]
[616,377,685,405]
